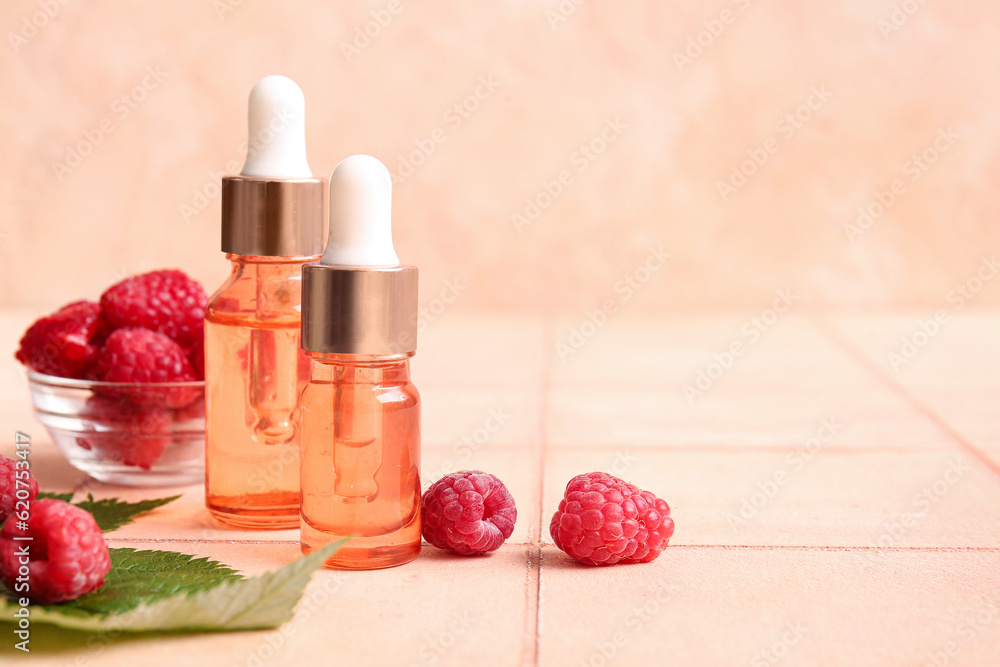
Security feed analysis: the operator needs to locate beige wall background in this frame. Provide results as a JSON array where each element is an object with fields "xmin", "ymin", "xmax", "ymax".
[{"xmin": 1, "ymin": 0, "xmax": 998, "ymax": 316}]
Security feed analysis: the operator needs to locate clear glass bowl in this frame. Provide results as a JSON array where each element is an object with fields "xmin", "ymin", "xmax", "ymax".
[{"xmin": 27, "ymin": 371, "xmax": 205, "ymax": 486}]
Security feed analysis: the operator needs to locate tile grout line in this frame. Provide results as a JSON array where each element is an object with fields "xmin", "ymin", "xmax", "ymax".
[
  {"xmin": 814, "ymin": 315, "xmax": 1000, "ymax": 479},
  {"xmin": 100, "ymin": 538, "xmax": 1000, "ymax": 552},
  {"xmin": 545, "ymin": 444, "xmax": 940, "ymax": 454},
  {"xmin": 667, "ymin": 544, "xmax": 1000, "ymax": 552},
  {"xmin": 523, "ymin": 316, "xmax": 554, "ymax": 667},
  {"xmin": 104, "ymin": 538, "xmax": 301, "ymax": 545}
]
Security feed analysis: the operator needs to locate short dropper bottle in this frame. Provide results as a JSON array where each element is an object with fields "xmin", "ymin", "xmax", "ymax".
[
  {"xmin": 204, "ymin": 75, "xmax": 326, "ymax": 529},
  {"xmin": 299, "ymin": 155, "xmax": 421, "ymax": 569}
]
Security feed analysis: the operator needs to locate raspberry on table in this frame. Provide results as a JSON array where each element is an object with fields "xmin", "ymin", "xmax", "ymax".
[
  {"xmin": 78, "ymin": 395, "xmax": 171, "ymax": 470},
  {"xmin": 0, "ymin": 498, "xmax": 111, "ymax": 604},
  {"xmin": 422, "ymin": 470, "xmax": 517, "ymax": 555},
  {"xmin": 100, "ymin": 269, "xmax": 207, "ymax": 349},
  {"xmin": 0, "ymin": 456, "xmax": 39, "ymax": 525},
  {"xmin": 549, "ymin": 472, "xmax": 674, "ymax": 566},
  {"xmin": 90, "ymin": 328, "xmax": 199, "ymax": 408},
  {"xmin": 14, "ymin": 301, "xmax": 104, "ymax": 378}
]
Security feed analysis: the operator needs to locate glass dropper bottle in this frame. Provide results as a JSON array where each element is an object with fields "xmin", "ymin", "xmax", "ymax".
[
  {"xmin": 299, "ymin": 155, "xmax": 421, "ymax": 569},
  {"xmin": 204, "ymin": 75, "xmax": 325, "ymax": 528}
]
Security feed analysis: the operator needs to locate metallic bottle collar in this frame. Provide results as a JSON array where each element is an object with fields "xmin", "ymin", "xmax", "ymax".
[
  {"xmin": 221, "ymin": 175, "xmax": 326, "ymax": 256},
  {"xmin": 301, "ymin": 264, "xmax": 418, "ymax": 356}
]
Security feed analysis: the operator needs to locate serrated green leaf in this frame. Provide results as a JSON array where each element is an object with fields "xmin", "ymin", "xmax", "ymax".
[
  {"xmin": 73, "ymin": 494, "xmax": 181, "ymax": 532},
  {"xmin": 36, "ymin": 491, "xmax": 74, "ymax": 502},
  {"xmin": 0, "ymin": 548, "xmax": 242, "ymax": 619},
  {"xmin": 31, "ymin": 492, "xmax": 180, "ymax": 531},
  {"xmin": 0, "ymin": 540, "xmax": 345, "ymax": 632},
  {"xmin": 43, "ymin": 548, "xmax": 244, "ymax": 618}
]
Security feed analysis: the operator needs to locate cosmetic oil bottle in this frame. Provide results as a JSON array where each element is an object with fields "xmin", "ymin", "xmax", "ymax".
[
  {"xmin": 299, "ymin": 155, "xmax": 421, "ymax": 569},
  {"xmin": 204, "ymin": 75, "xmax": 326, "ymax": 528}
]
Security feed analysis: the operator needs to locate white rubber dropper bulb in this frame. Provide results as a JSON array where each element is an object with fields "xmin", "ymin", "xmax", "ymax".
[
  {"xmin": 240, "ymin": 75, "xmax": 312, "ymax": 179},
  {"xmin": 321, "ymin": 155, "xmax": 400, "ymax": 267}
]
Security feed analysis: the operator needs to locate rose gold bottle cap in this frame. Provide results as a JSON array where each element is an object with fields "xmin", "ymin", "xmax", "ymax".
[
  {"xmin": 222, "ymin": 177, "xmax": 325, "ymax": 256},
  {"xmin": 301, "ymin": 155, "xmax": 418, "ymax": 356},
  {"xmin": 220, "ymin": 75, "xmax": 325, "ymax": 257},
  {"xmin": 302, "ymin": 265, "xmax": 417, "ymax": 355}
]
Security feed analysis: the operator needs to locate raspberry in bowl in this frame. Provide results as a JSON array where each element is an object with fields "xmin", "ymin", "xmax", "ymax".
[
  {"xmin": 17, "ymin": 270, "xmax": 207, "ymax": 486},
  {"xmin": 26, "ymin": 372, "xmax": 205, "ymax": 486}
]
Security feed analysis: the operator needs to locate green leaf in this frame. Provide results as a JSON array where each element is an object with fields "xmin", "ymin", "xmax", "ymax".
[
  {"xmin": 73, "ymin": 494, "xmax": 181, "ymax": 532},
  {"xmin": 42, "ymin": 549, "xmax": 244, "ymax": 618},
  {"xmin": 31, "ymin": 492, "xmax": 180, "ymax": 531},
  {"xmin": 0, "ymin": 548, "xmax": 242, "ymax": 619},
  {"xmin": 0, "ymin": 540, "xmax": 345, "ymax": 632},
  {"xmin": 36, "ymin": 491, "xmax": 74, "ymax": 502}
]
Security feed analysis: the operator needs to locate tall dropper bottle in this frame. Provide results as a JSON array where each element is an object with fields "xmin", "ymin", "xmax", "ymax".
[
  {"xmin": 204, "ymin": 75, "xmax": 326, "ymax": 529},
  {"xmin": 299, "ymin": 155, "xmax": 421, "ymax": 569}
]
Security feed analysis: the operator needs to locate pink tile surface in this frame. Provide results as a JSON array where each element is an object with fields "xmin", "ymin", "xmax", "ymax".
[
  {"xmin": 546, "ymin": 388, "xmax": 950, "ymax": 449},
  {"xmin": 422, "ymin": 388, "xmax": 541, "ymax": 448},
  {"xmin": 5, "ymin": 0, "xmax": 1000, "ymax": 658},
  {"xmin": 2, "ymin": 312, "xmax": 999, "ymax": 665},
  {"xmin": 413, "ymin": 316, "xmax": 547, "ymax": 392},
  {"xmin": 826, "ymin": 312, "xmax": 1000, "ymax": 466},
  {"xmin": 539, "ymin": 548, "xmax": 1000, "ymax": 667},
  {"xmin": 543, "ymin": 449, "xmax": 1000, "ymax": 548},
  {"xmin": 2, "ymin": 542, "xmax": 531, "ymax": 667}
]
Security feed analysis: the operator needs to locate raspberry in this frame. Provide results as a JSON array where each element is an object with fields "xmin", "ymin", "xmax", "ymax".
[
  {"xmin": 78, "ymin": 395, "xmax": 171, "ymax": 470},
  {"xmin": 100, "ymin": 269, "xmax": 207, "ymax": 349},
  {"xmin": 549, "ymin": 472, "xmax": 674, "ymax": 566},
  {"xmin": 173, "ymin": 396, "xmax": 206, "ymax": 423},
  {"xmin": 187, "ymin": 328, "xmax": 205, "ymax": 380},
  {"xmin": 91, "ymin": 328, "xmax": 199, "ymax": 408},
  {"xmin": 0, "ymin": 456, "xmax": 39, "ymax": 525},
  {"xmin": 0, "ymin": 499, "xmax": 111, "ymax": 604},
  {"xmin": 421, "ymin": 471, "xmax": 517, "ymax": 555},
  {"xmin": 15, "ymin": 301, "xmax": 104, "ymax": 378}
]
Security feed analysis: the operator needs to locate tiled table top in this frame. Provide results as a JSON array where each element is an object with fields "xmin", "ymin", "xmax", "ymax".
[{"xmin": 1, "ymin": 309, "xmax": 998, "ymax": 666}]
